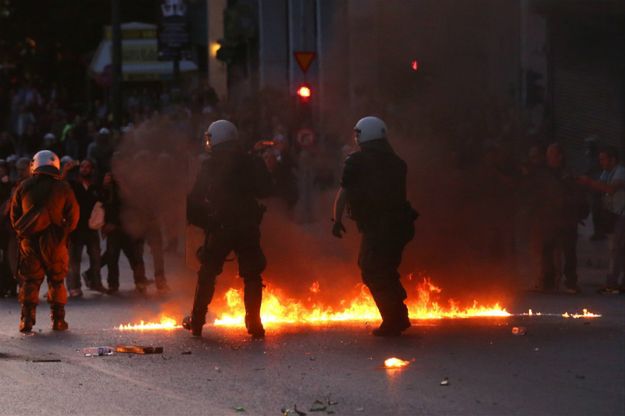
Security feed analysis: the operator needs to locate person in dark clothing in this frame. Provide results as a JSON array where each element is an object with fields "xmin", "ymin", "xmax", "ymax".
[
  {"xmin": 9, "ymin": 150, "xmax": 79, "ymax": 332},
  {"xmin": 100, "ymin": 172, "xmax": 150, "ymax": 294},
  {"xmin": 530, "ymin": 143, "xmax": 588, "ymax": 294},
  {"xmin": 67, "ymin": 159, "xmax": 106, "ymax": 296},
  {"xmin": 183, "ymin": 120, "xmax": 272, "ymax": 338},
  {"xmin": 0, "ymin": 161, "xmax": 16, "ymax": 297},
  {"xmin": 87, "ymin": 128, "xmax": 114, "ymax": 183},
  {"xmin": 332, "ymin": 116, "xmax": 418, "ymax": 337},
  {"xmin": 582, "ymin": 136, "xmax": 606, "ymax": 240}
]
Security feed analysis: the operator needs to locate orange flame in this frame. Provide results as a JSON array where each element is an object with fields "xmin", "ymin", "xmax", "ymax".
[
  {"xmin": 562, "ymin": 309, "xmax": 602, "ymax": 319},
  {"xmin": 384, "ymin": 357, "xmax": 410, "ymax": 369},
  {"xmin": 117, "ymin": 315, "xmax": 182, "ymax": 331},
  {"xmin": 113, "ymin": 278, "xmax": 602, "ymax": 331},
  {"xmin": 214, "ymin": 277, "xmax": 510, "ymax": 327},
  {"xmin": 309, "ymin": 281, "xmax": 320, "ymax": 294}
]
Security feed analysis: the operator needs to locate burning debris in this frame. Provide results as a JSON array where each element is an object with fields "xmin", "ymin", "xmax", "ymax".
[
  {"xmin": 117, "ymin": 316, "xmax": 182, "ymax": 331},
  {"xmin": 384, "ymin": 357, "xmax": 411, "ymax": 369},
  {"xmin": 562, "ymin": 309, "xmax": 602, "ymax": 319}
]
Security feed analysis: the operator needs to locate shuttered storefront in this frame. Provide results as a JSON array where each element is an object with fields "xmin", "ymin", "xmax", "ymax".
[{"xmin": 550, "ymin": 16, "xmax": 625, "ymax": 171}]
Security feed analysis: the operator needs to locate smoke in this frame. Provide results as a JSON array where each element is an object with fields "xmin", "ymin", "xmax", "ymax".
[
  {"xmin": 308, "ymin": 0, "xmax": 529, "ymax": 303},
  {"xmin": 114, "ymin": 1, "xmax": 530, "ymax": 320}
]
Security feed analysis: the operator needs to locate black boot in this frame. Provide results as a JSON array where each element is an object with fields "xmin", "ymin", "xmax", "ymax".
[
  {"xmin": 372, "ymin": 302, "xmax": 411, "ymax": 337},
  {"xmin": 183, "ymin": 273, "xmax": 216, "ymax": 337},
  {"xmin": 50, "ymin": 304, "xmax": 68, "ymax": 331},
  {"xmin": 19, "ymin": 304, "xmax": 36, "ymax": 333},
  {"xmin": 182, "ymin": 314, "xmax": 203, "ymax": 337},
  {"xmin": 244, "ymin": 281, "xmax": 265, "ymax": 339}
]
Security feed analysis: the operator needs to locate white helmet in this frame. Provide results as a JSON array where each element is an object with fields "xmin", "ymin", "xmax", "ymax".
[
  {"xmin": 31, "ymin": 150, "xmax": 61, "ymax": 175},
  {"xmin": 354, "ymin": 116, "xmax": 387, "ymax": 144},
  {"xmin": 60, "ymin": 155, "xmax": 74, "ymax": 165},
  {"xmin": 205, "ymin": 120, "xmax": 238, "ymax": 148}
]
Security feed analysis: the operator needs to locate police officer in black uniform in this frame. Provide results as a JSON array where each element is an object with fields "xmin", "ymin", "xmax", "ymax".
[
  {"xmin": 183, "ymin": 120, "xmax": 272, "ymax": 338},
  {"xmin": 332, "ymin": 116, "xmax": 418, "ymax": 337}
]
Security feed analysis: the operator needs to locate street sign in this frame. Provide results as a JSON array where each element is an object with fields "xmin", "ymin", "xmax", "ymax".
[
  {"xmin": 158, "ymin": 0, "xmax": 190, "ymax": 61},
  {"xmin": 294, "ymin": 51, "xmax": 316, "ymax": 73}
]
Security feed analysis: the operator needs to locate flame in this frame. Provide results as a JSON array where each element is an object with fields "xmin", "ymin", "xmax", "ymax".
[
  {"xmin": 214, "ymin": 277, "xmax": 510, "ymax": 327},
  {"xmin": 562, "ymin": 309, "xmax": 602, "ymax": 319},
  {"xmin": 384, "ymin": 357, "xmax": 410, "ymax": 369},
  {"xmin": 117, "ymin": 315, "xmax": 182, "ymax": 331},
  {"xmin": 309, "ymin": 281, "xmax": 320, "ymax": 294},
  {"xmin": 113, "ymin": 278, "xmax": 602, "ymax": 331}
]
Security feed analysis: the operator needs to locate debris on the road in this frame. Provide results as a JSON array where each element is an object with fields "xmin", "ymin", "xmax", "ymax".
[
  {"xmin": 384, "ymin": 357, "xmax": 410, "ymax": 369},
  {"xmin": 214, "ymin": 366, "xmax": 222, "ymax": 373},
  {"xmin": 355, "ymin": 407, "xmax": 365, "ymax": 412},
  {"xmin": 440, "ymin": 377, "xmax": 450, "ymax": 386},
  {"xmin": 115, "ymin": 345, "xmax": 163, "ymax": 354},
  {"xmin": 309, "ymin": 400, "xmax": 326, "ymax": 412},
  {"xmin": 82, "ymin": 346, "xmax": 114, "ymax": 357},
  {"xmin": 181, "ymin": 351, "xmax": 192, "ymax": 355},
  {"xmin": 309, "ymin": 398, "xmax": 339, "ymax": 413},
  {"xmin": 30, "ymin": 359, "xmax": 61, "ymax": 363},
  {"xmin": 234, "ymin": 406, "xmax": 245, "ymax": 412},
  {"xmin": 512, "ymin": 326, "xmax": 527, "ymax": 335},
  {"xmin": 281, "ymin": 405, "xmax": 307, "ymax": 416}
]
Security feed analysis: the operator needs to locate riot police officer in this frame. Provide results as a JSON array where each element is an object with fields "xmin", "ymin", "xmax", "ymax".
[
  {"xmin": 332, "ymin": 116, "xmax": 418, "ymax": 337},
  {"xmin": 183, "ymin": 120, "xmax": 272, "ymax": 338},
  {"xmin": 10, "ymin": 150, "xmax": 79, "ymax": 332}
]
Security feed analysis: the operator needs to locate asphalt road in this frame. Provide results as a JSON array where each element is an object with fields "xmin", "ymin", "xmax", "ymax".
[{"xmin": 0, "ymin": 250, "xmax": 624, "ymax": 416}]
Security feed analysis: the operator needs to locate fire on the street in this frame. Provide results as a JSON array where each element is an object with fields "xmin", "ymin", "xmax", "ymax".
[
  {"xmin": 118, "ymin": 316, "xmax": 182, "ymax": 331},
  {"xmin": 384, "ymin": 357, "xmax": 411, "ymax": 369},
  {"xmin": 114, "ymin": 277, "xmax": 602, "ymax": 331},
  {"xmin": 214, "ymin": 277, "xmax": 511, "ymax": 327},
  {"xmin": 562, "ymin": 309, "xmax": 602, "ymax": 319}
]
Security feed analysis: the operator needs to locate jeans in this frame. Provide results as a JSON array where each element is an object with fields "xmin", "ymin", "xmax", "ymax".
[
  {"xmin": 105, "ymin": 228, "xmax": 147, "ymax": 290},
  {"xmin": 68, "ymin": 230, "xmax": 101, "ymax": 291}
]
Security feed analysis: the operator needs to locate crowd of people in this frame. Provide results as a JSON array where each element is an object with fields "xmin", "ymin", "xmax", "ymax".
[
  {"xmin": 0, "ymin": 75, "xmax": 623, "ymax": 335},
  {"xmin": 0, "ymin": 77, "xmax": 335, "ymax": 303}
]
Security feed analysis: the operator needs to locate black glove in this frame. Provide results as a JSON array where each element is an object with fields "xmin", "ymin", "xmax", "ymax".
[{"xmin": 332, "ymin": 220, "xmax": 346, "ymax": 238}]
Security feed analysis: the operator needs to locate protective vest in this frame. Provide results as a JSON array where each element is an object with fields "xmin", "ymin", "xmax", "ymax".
[{"xmin": 341, "ymin": 140, "xmax": 415, "ymax": 230}]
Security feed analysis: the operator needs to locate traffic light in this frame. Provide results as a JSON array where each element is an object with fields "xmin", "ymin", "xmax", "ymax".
[
  {"xmin": 296, "ymin": 84, "xmax": 312, "ymax": 103},
  {"xmin": 295, "ymin": 83, "xmax": 313, "ymax": 126}
]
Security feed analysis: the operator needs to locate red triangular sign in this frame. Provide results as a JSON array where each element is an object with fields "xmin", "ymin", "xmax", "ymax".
[{"xmin": 294, "ymin": 51, "xmax": 316, "ymax": 73}]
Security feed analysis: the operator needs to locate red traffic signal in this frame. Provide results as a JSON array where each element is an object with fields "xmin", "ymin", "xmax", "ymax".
[{"xmin": 296, "ymin": 84, "xmax": 312, "ymax": 101}]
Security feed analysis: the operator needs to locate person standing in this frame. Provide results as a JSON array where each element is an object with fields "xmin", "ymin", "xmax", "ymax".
[
  {"xmin": 332, "ymin": 116, "xmax": 418, "ymax": 337},
  {"xmin": 577, "ymin": 146, "xmax": 625, "ymax": 293},
  {"xmin": 100, "ymin": 172, "xmax": 151, "ymax": 294},
  {"xmin": 531, "ymin": 143, "xmax": 588, "ymax": 294},
  {"xmin": 67, "ymin": 159, "xmax": 106, "ymax": 297},
  {"xmin": 10, "ymin": 150, "xmax": 79, "ymax": 332},
  {"xmin": 87, "ymin": 128, "xmax": 114, "ymax": 183},
  {"xmin": 183, "ymin": 120, "xmax": 272, "ymax": 338}
]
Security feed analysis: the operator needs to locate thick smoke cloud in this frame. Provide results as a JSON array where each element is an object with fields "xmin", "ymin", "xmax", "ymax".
[{"xmin": 116, "ymin": 1, "xmax": 528, "ymax": 318}]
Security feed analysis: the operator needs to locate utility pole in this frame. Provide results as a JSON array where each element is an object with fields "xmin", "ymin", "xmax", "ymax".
[{"xmin": 111, "ymin": 0, "xmax": 122, "ymax": 130}]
